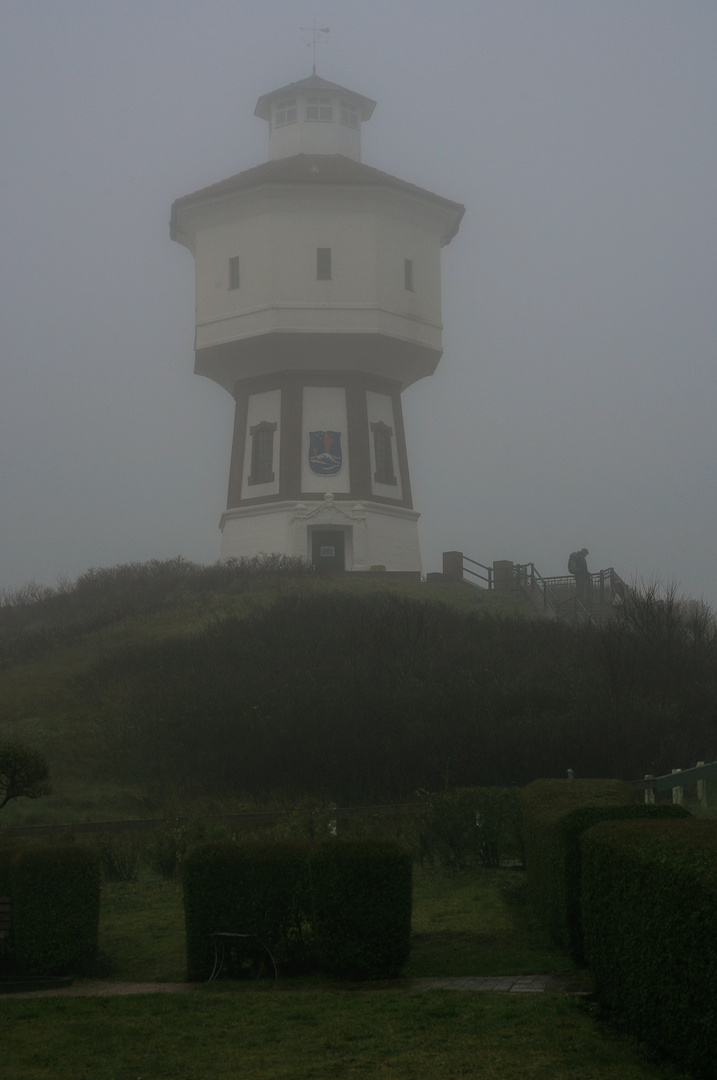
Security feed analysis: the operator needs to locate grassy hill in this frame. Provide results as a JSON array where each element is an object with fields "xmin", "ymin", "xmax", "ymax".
[
  {"xmin": 0, "ymin": 558, "xmax": 534, "ymax": 826},
  {"xmin": 2, "ymin": 556, "xmax": 716, "ymax": 827}
]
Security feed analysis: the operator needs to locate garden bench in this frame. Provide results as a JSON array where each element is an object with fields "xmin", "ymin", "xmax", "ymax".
[
  {"xmin": 207, "ymin": 893, "xmax": 290, "ymax": 983},
  {"xmin": 208, "ymin": 930, "xmax": 279, "ymax": 982}
]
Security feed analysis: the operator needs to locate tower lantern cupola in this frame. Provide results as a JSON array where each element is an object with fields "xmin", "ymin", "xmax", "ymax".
[
  {"xmin": 254, "ymin": 74, "xmax": 376, "ymax": 162},
  {"xmin": 170, "ymin": 71, "xmax": 464, "ymax": 574}
]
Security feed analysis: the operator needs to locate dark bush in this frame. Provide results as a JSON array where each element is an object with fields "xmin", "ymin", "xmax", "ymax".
[
  {"xmin": 419, "ymin": 787, "xmax": 522, "ymax": 869},
  {"xmin": 581, "ymin": 818, "xmax": 717, "ymax": 1079},
  {"xmin": 183, "ymin": 841, "xmax": 242, "ymax": 981},
  {"xmin": 147, "ymin": 824, "xmax": 189, "ymax": 880},
  {"xmin": 309, "ymin": 840, "xmax": 412, "ymax": 980},
  {"xmin": 554, "ymin": 802, "xmax": 690, "ymax": 961},
  {"xmin": 182, "ymin": 840, "xmax": 311, "ymax": 981},
  {"xmin": 520, "ymin": 778, "xmax": 632, "ymax": 946},
  {"xmin": 0, "ymin": 846, "xmax": 17, "ymax": 971},
  {"xmin": 105, "ymin": 593, "xmax": 604, "ymax": 802},
  {"xmin": 11, "ymin": 844, "xmax": 100, "ymax": 976},
  {"xmin": 92, "ymin": 831, "xmax": 144, "ymax": 883}
]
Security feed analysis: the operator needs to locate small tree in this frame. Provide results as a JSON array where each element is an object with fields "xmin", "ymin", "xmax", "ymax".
[{"xmin": 0, "ymin": 743, "xmax": 51, "ymax": 810}]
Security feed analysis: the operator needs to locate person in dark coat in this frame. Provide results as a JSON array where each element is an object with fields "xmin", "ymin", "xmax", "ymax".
[{"xmin": 570, "ymin": 547, "xmax": 590, "ymax": 604}]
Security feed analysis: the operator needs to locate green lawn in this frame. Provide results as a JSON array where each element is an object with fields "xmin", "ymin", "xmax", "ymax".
[
  {"xmin": 0, "ymin": 991, "xmax": 691, "ymax": 1079},
  {"xmin": 1, "ymin": 864, "xmax": 693, "ymax": 1078}
]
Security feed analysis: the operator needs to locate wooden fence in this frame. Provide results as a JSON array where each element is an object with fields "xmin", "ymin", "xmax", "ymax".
[{"xmin": 626, "ymin": 760, "xmax": 716, "ymax": 807}]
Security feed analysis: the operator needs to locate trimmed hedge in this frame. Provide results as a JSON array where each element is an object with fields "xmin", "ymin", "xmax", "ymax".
[
  {"xmin": 581, "ymin": 818, "xmax": 717, "ymax": 1080},
  {"xmin": 554, "ymin": 803, "xmax": 689, "ymax": 961},
  {"xmin": 0, "ymin": 847, "xmax": 15, "ymax": 970},
  {"xmin": 183, "ymin": 840, "xmax": 311, "ymax": 982},
  {"xmin": 183, "ymin": 838, "xmax": 413, "ymax": 982},
  {"xmin": 310, "ymin": 840, "xmax": 412, "ymax": 980},
  {"xmin": 10, "ymin": 844, "xmax": 100, "ymax": 976},
  {"xmin": 520, "ymin": 779, "xmax": 632, "ymax": 948}
]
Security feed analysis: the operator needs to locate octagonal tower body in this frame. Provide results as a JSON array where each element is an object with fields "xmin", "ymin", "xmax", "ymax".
[{"xmin": 171, "ymin": 74, "xmax": 463, "ymax": 572}]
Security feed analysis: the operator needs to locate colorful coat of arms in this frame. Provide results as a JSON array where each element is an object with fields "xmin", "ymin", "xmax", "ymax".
[{"xmin": 309, "ymin": 430, "xmax": 342, "ymax": 475}]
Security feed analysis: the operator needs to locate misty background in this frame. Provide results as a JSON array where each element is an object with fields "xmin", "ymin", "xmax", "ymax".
[{"xmin": 1, "ymin": 1, "xmax": 715, "ymax": 605}]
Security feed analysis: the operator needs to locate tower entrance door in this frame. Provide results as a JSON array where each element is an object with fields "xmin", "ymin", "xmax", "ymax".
[{"xmin": 312, "ymin": 530, "xmax": 345, "ymax": 573}]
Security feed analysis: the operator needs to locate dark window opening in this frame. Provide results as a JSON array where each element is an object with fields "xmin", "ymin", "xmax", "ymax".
[
  {"xmin": 317, "ymin": 247, "xmax": 332, "ymax": 280},
  {"xmin": 248, "ymin": 421, "xmax": 277, "ymax": 485},
  {"xmin": 228, "ymin": 256, "xmax": 240, "ymax": 290},
  {"xmin": 404, "ymin": 258, "xmax": 414, "ymax": 292},
  {"xmin": 371, "ymin": 421, "xmax": 397, "ymax": 485}
]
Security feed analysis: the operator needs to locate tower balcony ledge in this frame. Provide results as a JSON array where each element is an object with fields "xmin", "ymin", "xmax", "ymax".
[{"xmin": 194, "ymin": 329, "xmax": 442, "ymax": 393}]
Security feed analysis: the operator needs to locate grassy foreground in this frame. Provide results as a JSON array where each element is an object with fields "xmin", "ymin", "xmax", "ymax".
[
  {"xmin": 0, "ymin": 991, "xmax": 692, "ymax": 1080},
  {"xmin": 1, "ymin": 866, "xmax": 692, "ymax": 1077}
]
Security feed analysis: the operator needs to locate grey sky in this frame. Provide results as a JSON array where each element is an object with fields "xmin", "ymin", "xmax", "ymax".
[{"xmin": 1, "ymin": 1, "xmax": 716, "ymax": 604}]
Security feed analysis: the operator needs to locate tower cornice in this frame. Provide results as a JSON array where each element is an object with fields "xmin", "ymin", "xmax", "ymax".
[{"xmin": 171, "ymin": 154, "xmax": 465, "ymax": 248}]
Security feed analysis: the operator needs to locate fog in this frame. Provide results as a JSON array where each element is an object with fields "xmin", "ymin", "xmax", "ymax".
[{"xmin": 1, "ymin": 2, "xmax": 715, "ymax": 604}]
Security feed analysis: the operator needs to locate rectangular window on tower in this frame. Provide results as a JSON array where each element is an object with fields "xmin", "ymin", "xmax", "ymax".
[
  {"xmin": 248, "ymin": 421, "xmax": 277, "ymax": 485},
  {"xmin": 275, "ymin": 98, "xmax": 297, "ymax": 127},
  {"xmin": 317, "ymin": 247, "xmax": 332, "ymax": 280},
  {"xmin": 404, "ymin": 258, "xmax": 414, "ymax": 292},
  {"xmin": 340, "ymin": 99, "xmax": 358, "ymax": 128},
  {"xmin": 306, "ymin": 95, "xmax": 333, "ymax": 121},
  {"xmin": 228, "ymin": 256, "xmax": 240, "ymax": 290},
  {"xmin": 371, "ymin": 421, "xmax": 397, "ymax": 486}
]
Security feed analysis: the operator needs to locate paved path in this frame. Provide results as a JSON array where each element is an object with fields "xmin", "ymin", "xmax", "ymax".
[
  {"xmin": 410, "ymin": 974, "xmax": 592, "ymax": 995},
  {"xmin": 0, "ymin": 973, "xmax": 592, "ymax": 998}
]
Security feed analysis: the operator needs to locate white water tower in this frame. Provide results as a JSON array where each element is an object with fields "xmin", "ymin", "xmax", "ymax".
[{"xmin": 171, "ymin": 73, "xmax": 463, "ymax": 572}]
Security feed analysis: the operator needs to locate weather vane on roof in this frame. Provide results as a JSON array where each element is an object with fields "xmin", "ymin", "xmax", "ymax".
[{"xmin": 300, "ymin": 20, "xmax": 330, "ymax": 75}]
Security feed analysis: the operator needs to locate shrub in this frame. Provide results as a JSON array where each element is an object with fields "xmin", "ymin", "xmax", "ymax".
[
  {"xmin": 309, "ymin": 840, "xmax": 412, "ymax": 980},
  {"xmin": 419, "ymin": 787, "xmax": 523, "ymax": 869},
  {"xmin": 149, "ymin": 819, "xmax": 231, "ymax": 880},
  {"xmin": 554, "ymin": 802, "xmax": 690, "ymax": 961},
  {"xmin": 182, "ymin": 840, "xmax": 311, "ymax": 981},
  {"xmin": 581, "ymin": 818, "xmax": 717, "ymax": 1079},
  {"xmin": 520, "ymin": 778, "xmax": 632, "ymax": 946},
  {"xmin": 11, "ymin": 844, "xmax": 100, "ymax": 975},
  {"xmin": 0, "ymin": 846, "xmax": 16, "ymax": 971},
  {"xmin": 92, "ymin": 831, "xmax": 144, "ymax": 883},
  {"xmin": 146, "ymin": 824, "xmax": 188, "ymax": 880}
]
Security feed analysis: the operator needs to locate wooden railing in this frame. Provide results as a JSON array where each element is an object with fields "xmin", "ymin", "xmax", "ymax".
[
  {"xmin": 441, "ymin": 551, "xmax": 494, "ymax": 588},
  {"xmin": 627, "ymin": 760, "xmax": 716, "ymax": 806},
  {"xmin": 439, "ymin": 552, "xmax": 625, "ymax": 627}
]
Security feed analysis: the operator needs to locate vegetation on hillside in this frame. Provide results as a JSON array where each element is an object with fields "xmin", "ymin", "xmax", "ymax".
[
  {"xmin": 0, "ymin": 555, "xmax": 312, "ymax": 666},
  {"xmin": 1, "ymin": 559, "xmax": 715, "ymax": 816}
]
